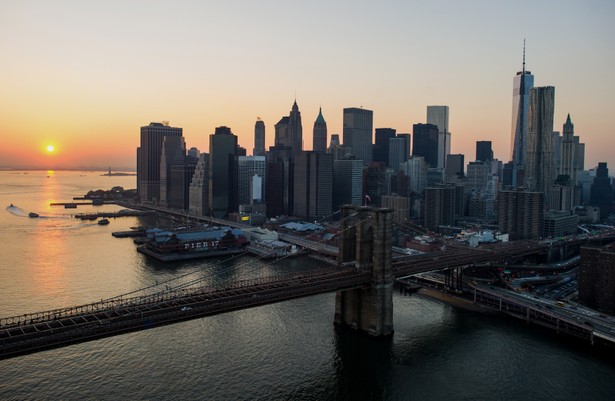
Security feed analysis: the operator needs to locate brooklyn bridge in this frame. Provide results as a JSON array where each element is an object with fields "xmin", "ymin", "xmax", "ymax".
[{"xmin": 0, "ymin": 206, "xmax": 602, "ymax": 360}]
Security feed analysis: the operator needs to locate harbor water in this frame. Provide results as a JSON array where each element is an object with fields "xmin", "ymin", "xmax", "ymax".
[{"xmin": 0, "ymin": 170, "xmax": 614, "ymax": 401}]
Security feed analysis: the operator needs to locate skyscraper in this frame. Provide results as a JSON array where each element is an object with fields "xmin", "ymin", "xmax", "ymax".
[
  {"xmin": 476, "ymin": 141, "xmax": 493, "ymax": 162},
  {"xmin": 237, "ymin": 156, "xmax": 266, "ymax": 207},
  {"xmin": 426, "ymin": 105, "xmax": 450, "ymax": 169},
  {"xmin": 188, "ymin": 153, "xmax": 210, "ymax": 216},
  {"xmin": 333, "ymin": 159, "xmax": 363, "ymax": 210},
  {"xmin": 293, "ymin": 151, "xmax": 333, "ymax": 221},
  {"xmin": 209, "ymin": 126, "xmax": 238, "ymax": 218},
  {"xmin": 373, "ymin": 128, "xmax": 396, "ymax": 166},
  {"xmin": 137, "ymin": 122, "xmax": 183, "ymax": 203},
  {"xmin": 388, "ymin": 137, "xmax": 407, "ymax": 173},
  {"xmin": 274, "ymin": 101, "xmax": 303, "ymax": 157},
  {"xmin": 343, "ymin": 107, "xmax": 373, "ymax": 164},
  {"xmin": 312, "ymin": 107, "xmax": 328, "ymax": 153},
  {"xmin": 498, "ymin": 189, "xmax": 544, "ymax": 240},
  {"xmin": 590, "ymin": 162, "xmax": 614, "ymax": 221},
  {"xmin": 159, "ymin": 135, "xmax": 187, "ymax": 209},
  {"xmin": 253, "ymin": 118, "xmax": 266, "ymax": 157},
  {"xmin": 525, "ymin": 86, "xmax": 555, "ymax": 199},
  {"xmin": 412, "ymin": 123, "xmax": 439, "ymax": 168},
  {"xmin": 510, "ymin": 43, "xmax": 535, "ymax": 166},
  {"xmin": 560, "ymin": 114, "xmax": 576, "ymax": 184}
]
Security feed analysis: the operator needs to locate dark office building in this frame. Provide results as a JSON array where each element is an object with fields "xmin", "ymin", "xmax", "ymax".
[
  {"xmin": 137, "ymin": 122, "xmax": 183, "ymax": 202},
  {"xmin": 267, "ymin": 143, "xmax": 295, "ymax": 215},
  {"xmin": 498, "ymin": 189, "xmax": 544, "ymax": 240},
  {"xmin": 578, "ymin": 243, "xmax": 615, "ymax": 314},
  {"xmin": 412, "ymin": 123, "xmax": 439, "ymax": 168},
  {"xmin": 159, "ymin": 135, "xmax": 187, "ymax": 210},
  {"xmin": 364, "ymin": 162, "xmax": 388, "ymax": 207},
  {"xmin": 343, "ymin": 107, "xmax": 373, "ymax": 164},
  {"xmin": 590, "ymin": 162, "xmax": 614, "ymax": 221},
  {"xmin": 266, "ymin": 161, "xmax": 285, "ymax": 218},
  {"xmin": 313, "ymin": 108, "xmax": 328, "ymax": 153},
  {"xmin": 476, "ymin": 141, "xmax": 493, "ymax": 162},
  {"xmin": 373, "ymin": 128, "xmax": 396, "ymax": 166},
  {"xmin": 293, "ymin": 151, "xmax": 333, "ymax": 221},
  {"xmin": 209, "ymin": 126, "xmax": 238, "ymax": 218},
  {"xmin": 423, "ymin": 185, "xmax": 457, "ymax": 231}
]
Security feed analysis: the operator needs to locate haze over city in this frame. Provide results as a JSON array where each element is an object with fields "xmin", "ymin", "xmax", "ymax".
[{"xmin": 1, "ymin": 0, "xmax": 614, "ymax": 170}]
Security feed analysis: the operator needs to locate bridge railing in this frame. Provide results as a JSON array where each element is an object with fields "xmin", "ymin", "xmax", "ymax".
[{"xmin": 0, "ymin": 267, "xmax": 358, "ymax": 328}]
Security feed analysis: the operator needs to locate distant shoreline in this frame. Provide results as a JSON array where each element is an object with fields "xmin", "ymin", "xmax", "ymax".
[{"xmin": 0, "ymin": 168, "xmax": 136, "ymax": 172}]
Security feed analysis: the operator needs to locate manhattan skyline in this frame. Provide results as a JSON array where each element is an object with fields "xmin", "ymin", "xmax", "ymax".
[{"xmin": 1, "ymin": 1, "xmax": 614, "ymax": 170}]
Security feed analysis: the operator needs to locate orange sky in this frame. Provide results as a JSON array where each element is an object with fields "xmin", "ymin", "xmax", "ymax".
[{"xmin": 1, "ymin": 1, "xmax": 614, "ymax": 171}]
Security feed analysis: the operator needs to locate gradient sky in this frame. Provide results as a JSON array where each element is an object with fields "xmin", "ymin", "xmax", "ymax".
[{"xmin": 1, "ymin": 0, "xmax": 614, "ymax": 170}]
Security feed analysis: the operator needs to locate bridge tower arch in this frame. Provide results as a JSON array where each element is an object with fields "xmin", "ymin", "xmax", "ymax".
[{"xmin": 334, "ymin": 205, "xmax": 394, "ymax": 336}]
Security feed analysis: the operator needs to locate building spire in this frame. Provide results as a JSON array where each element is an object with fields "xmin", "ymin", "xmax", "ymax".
[{"xmin": 522, "ymin": 39, "xmax": 526, "ymax": 73}]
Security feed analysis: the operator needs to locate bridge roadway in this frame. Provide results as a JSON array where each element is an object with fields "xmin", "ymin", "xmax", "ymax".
[{"xmin": 0, "ymin": 240, "xmax": 557, "ymax": 360}]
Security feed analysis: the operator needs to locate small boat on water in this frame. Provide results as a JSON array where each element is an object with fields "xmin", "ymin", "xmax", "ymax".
[
  {"xmin": 28, "ymin": 212, "xmax": 39, "ymax": 218},
  {"xmin": 98, "ymin": 218, "xmax": 110, "ymax": 225},
  {"xmin": 64, "ymin": 203, "xmax": 77, "ymax": 209}
]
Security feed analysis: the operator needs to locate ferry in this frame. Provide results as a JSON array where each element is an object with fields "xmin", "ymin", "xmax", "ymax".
[{"xmin": 137, "ymin": 227, "xmax": 248, "ymax": 261}]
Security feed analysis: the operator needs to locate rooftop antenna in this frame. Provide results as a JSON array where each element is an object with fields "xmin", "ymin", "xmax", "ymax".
[{"xmin": 522, "ymin": 39, "xmax": 526, "ymax": 73}]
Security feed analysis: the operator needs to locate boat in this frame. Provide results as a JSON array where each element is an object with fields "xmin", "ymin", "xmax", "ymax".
[
  {"xmin": 98, "ymin": 218, "xmax": 110, "ymax": 225},
  {"xmin": 64, "ymin": 203, "xmax": 77, "ymax": 209},
  {"xmin": 28, "ymin": 212, "xmax": 39, "ymax": 218}
]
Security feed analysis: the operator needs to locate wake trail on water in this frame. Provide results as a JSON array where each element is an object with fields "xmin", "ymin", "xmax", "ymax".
[
  {"xmin": 5, "ymin": 205, "xmax": 27, "ymax": 217},
  {"xmin": 6, "ymin": 205, "xmax": 73, "ymax": 220}
]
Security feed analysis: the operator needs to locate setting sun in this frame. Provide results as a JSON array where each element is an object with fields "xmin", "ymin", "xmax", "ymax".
[{"xmin": 46, "ymin": 145, "xmax": 55, "ymax": 153}]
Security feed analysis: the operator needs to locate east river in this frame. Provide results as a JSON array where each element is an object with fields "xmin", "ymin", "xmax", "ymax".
[{"xmin": 0, "ymin": 170, "xmax": 614, "ymax": 400}]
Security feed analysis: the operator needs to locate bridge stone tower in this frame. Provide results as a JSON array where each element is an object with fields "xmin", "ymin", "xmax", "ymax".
[{"xmin": 334, "ymin": 205, "xmax": 394, "ymax": 336}]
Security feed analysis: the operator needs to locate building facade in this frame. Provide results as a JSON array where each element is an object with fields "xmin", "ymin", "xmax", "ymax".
[
  {"xmin": 525, "ymin": 86, "xmax": 555, "ymax": 199},
  {"xmin": 209, "ymin": 126, "xmax": 238, "ymax": 218},
  {"xmin": 313, "ymin": 107, "xmax": 327, "ymax": 153},
  {"xmin": 412, "ymin": 123, "xmax": 439, "ymax": 168},
  {"xmin": 510, "ymin": 45, "xmax": 534, "ymax": 167},
  {"xmin": 293, "ymin": 151, "xmax": 333, "ymax": 221},
  {"xmin": 343, "ymin": 107, "xmax": 373, "ymax": 164},
  {"xmin": 578, "ymin": 244, "xmax": 615, "ymax": 314},
  {"xmin": 497, "ymin": 189, "xmax": 544, "ymax": 240},
  {"xmin": 253, "ymin": 118, "xmax": 266, "ymax": 156},
  {"xmin": 426, "ymin": 105, "xmax": 450, "ymax": 170},
  {"xmin": 137, "ymin": 122, "xmax": 183, "ymax": 202}
]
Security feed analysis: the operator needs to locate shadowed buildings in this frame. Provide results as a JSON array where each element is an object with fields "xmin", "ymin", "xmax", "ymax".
[
  {"xmin": 275, "ymin": 100, "xmax": 303, "ymax": 157},
  {"xmin": 343, "ymin": 107, "xmax": 373, "ymax": 164},
  {"xmin": 578, "ymin": 243, "xmax": 615, "ymax": 314},
  {"xmin": 293, "ymin": 151, "xmax": 333, "ymax": 221},
  {"xmin": 426, "ymin": 105, "xmax": 450, "ymax": 170},
  {"xmin": 253, "ymin": 118, "xmax": 266, "ymax": 157},
  {"xmin": 137, "ymin": 122, "xmax": 183, "ymax": 202},
  {"xmin": 159, "ymin": 135, "xmax": 188, "ymax": 209},
  {"xmin": 373, "ymin": 128, "xmax": 396, "ymax": 166},
  {"xmin": 476, "ymin": 141, "xmax": 493, "ymax": 163},
  {"xmin": 188, "ymin": 153, "xmax": 209, "ymax": 216},
  {"xmin": 525, "ymin": 86, "xmax": 555, "ymax": 201},
  {"xmin": 510, "ymin": 43, "xmax": 534, "ymax": 167},
  {"xmin": 333, "ymin": 159, "xmax": 363, "ymax": 210},
  {"xmin": 209, "ymin": 126, "xmax": 238, "ymax": 218},
  {"xmin": 590, "ymin": 162, "xmax": 614, "ymax": 220},
  {"xmin": 498, "ymin": 189, "xmax": 544, "ymax": 240},
  {"xmin": 412, "ymin": 123, "xmax": 439, "ymax": 168},
  {"xmin": 313, "ymin": 108, "xmax": 327, "ymax": 153}
]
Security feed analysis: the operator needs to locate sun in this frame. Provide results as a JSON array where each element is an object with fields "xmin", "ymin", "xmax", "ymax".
[{"xmin": 46, "ymin": 145, "xmax": 55, "ymax": 153}]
